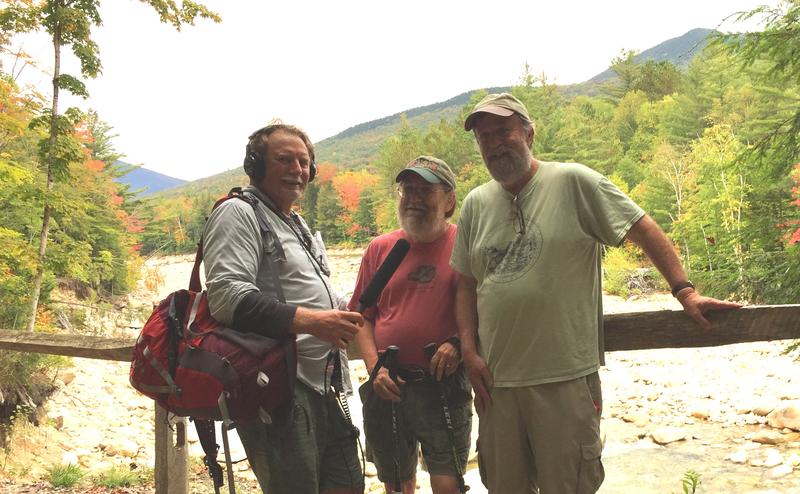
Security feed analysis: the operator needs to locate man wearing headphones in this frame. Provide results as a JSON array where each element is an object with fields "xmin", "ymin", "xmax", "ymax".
[{"xmin": 203, "ymin": 121, "xmax": 365, "ymax": 494}]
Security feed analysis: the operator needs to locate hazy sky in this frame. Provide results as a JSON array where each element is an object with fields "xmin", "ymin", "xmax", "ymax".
[{"xmin": 5, "ymin": 0, "xmax": 775, "ymax": 180}]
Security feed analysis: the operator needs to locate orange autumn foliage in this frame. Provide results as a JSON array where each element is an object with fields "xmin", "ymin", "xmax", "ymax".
[
  {"xmin": 332, "ymin": 170, "xmax": 378, "ymax": 213},
  {"xmin": 86, "ymin": 159, "xmax": 105, "ymax": 172},
  {"xmin": 315, "ymin": 162, "xmax": 337, "ymax": 183}
]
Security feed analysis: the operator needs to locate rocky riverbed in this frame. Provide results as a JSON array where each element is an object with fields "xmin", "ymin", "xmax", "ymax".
[{"xmin": 1, "ymin": 252, "xmax": 798, "ymax": 493}]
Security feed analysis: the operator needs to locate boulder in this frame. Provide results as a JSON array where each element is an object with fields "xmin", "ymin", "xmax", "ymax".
[
  {"xmin": 60, "ymin": 371, "xmax": 77, "ymax": 386},
  {"xmin": 650, "ymin": 426, "xmax": 687, "ymax": 445},
  {"xmin": 767, "ymin": 401, "xmax": 800, "ymax": 431},
  {"xmin": 750, "ymin": 429, "xmax": 787, "ymax": 445},
  {"xmin": 725, "ymin": 450, "xmax": 748, "ymax": 464},
  {"xmin": 105, "ymin": 438, "xmax": 140, "ymax": 458},
  {"xmin": 763, "ymin": 463, "xmax": 793, "ymax": 479}
]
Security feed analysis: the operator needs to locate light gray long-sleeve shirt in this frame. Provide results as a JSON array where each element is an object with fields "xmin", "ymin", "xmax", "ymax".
[{"xmin": 203, "ymin": 185, "xmax": 352, "ymax": 395}]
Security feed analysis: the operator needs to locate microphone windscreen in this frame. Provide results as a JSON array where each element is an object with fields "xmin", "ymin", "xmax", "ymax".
[{"xmin": 356, "ymin": 238, "xmax": 411, "ymax": 312}]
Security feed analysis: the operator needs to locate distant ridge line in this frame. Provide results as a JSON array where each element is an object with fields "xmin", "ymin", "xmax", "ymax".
[{"xmin": 326, "ymin": 86, "xmax": 509, "ymax": 141}]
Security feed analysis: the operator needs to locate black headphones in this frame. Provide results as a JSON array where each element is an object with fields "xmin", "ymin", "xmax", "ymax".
[{"xmin": 243, "ymin": 126, "xmax": 317, "ymax": 182}]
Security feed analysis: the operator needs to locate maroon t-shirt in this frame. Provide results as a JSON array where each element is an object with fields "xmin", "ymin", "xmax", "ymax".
[{"xmin": 348, "ymin": 225, "xmax": 459, "ymax": 368}]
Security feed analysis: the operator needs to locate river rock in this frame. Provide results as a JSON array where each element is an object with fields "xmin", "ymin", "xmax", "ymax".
[
  {"xmin": 622, "ymin": 413, "xmax": 649, "ymax": 427},
  {"xmin": 105, "ymin": 438, "xmax": 140, "ymax": 458},
  {"xmin": 751, "ymin": 449, "xmax": 784, "ymax": 468},
  {"xmin": 47, "ymin": 410, "xmax": 65, "ymax": 430},
  {"xmin": 763, "ymin": 463, "xmax": 794, "ymax": 479},
  {"xmin": 725, "ymin": 450, "xmax": 748, "ymax": 464},
  {"xmin": 750, "ymin": 430, "xmax": 787, "ymax": 445},
  {"xmin": 650, "ymin": 426, "xmax": 686, "ymax": 445},
  {"xmin": 767, "ymin": 401, "xmax": 800, "ymax": 430},
  {"xmin": 753, "ymin": 403, "xmax": 777, "ymax": 416},
  {"xmin": 59, "ymin": 371, "xmax": 77, "ymax": 386},
  {"xmin": 61, "ymin": 452, "xmax": 79, "ymax": 465}
]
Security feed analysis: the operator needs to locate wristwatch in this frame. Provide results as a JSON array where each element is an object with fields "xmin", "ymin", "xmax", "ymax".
[{"xmin": 671, "ymin": 281, "xmax": 695, "ymax": 297}]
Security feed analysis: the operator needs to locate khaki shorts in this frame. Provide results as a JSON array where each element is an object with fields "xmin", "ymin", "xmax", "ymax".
[
  {"xmin": 477, "ymin": 372, "xmax": 604, "ymax": 493},
  {"xmin": 359, "ymin": 368, "xmax": 472, "ymax": 483}
]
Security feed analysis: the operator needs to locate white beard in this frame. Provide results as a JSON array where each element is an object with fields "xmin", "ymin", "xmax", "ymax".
[{"xmin": 486, "ymin": 146, "xmax": 531, "ymax": 184}]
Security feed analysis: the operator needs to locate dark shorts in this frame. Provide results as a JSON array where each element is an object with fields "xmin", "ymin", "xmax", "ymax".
[
  {"xmin": 236, "ymin": 381, "xmax": 363, "ymax": 494},
  {"xmin": 359, "ymin": 368, "xmax": 472, "ymax": 483}
]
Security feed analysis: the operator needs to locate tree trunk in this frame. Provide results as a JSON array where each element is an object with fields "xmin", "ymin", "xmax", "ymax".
[{"xmin": 26, "ymin": 19, "xmax": 62, "ymax": 332}]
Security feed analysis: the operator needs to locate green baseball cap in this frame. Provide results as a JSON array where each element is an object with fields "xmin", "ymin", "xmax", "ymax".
[
  {"xmin": 395, "ymin": 155, "xmax": 456, "ymax": 189},
  {"xmin": 464, "ymin": 92, "xmax": 533, "ymax": 131}
]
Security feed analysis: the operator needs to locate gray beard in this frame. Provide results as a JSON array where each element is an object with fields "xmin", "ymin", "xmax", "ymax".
[
  {"xmin": 487, "ymin": 148, "xmax": 530, "ymax": 184},
  {"xmin": 398, "ymin": 210, "xmax": 445, "ymax": 241}
]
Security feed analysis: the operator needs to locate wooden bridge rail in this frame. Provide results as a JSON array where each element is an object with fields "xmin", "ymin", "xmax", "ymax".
[{"xmin": 0, "ymin": 304, "xmax": 797, "ymax": 493}]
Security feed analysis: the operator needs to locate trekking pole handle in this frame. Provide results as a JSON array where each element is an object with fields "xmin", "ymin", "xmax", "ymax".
[
  {"xmin": 385, "ymin": 345, "xmax": 399, "ymax": 382},
  {"xmin": 423, "ymin": 342, "xmax": 437, "ymax": 360}
]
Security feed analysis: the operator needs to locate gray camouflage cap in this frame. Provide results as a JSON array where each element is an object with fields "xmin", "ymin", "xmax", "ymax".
[{"xmin": 395, "ymin": 155, "xmax": 456, "ymax": 189}]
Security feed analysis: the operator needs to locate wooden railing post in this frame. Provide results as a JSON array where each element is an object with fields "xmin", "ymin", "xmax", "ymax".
[{"xmin": 154, "ymin": 403, "xmax": 188, "ymax": 494}]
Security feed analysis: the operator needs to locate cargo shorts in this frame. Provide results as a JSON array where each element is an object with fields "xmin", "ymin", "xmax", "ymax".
[
  {"xmin": 477, "ymin": 371, "xmax": 605, "ymax": 493},
  {"xmin": 236, "ymin": 381, "xmax": 363, "ymax": 494},
  {"xmin": 359, "ymin": 367, "xmax": 472, "ymax": 483}
]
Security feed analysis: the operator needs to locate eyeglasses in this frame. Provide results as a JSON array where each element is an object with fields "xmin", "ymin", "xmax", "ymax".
[
  {"xmin": 396, "ymin": 183, "xmax": 441, "ymax": 198},
  {"xmin": 511, "ymin": 194, "xmax": 526, "ymax": 236}
]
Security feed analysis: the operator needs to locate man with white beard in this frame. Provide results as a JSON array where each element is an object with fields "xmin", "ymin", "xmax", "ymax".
[
  {"xmin": 349, "ymin": 157, "xmax": 471, "ymax": 494},
  {"xmin": 451, "ymin": 93, "xmax": 741, "ymax": 493}
]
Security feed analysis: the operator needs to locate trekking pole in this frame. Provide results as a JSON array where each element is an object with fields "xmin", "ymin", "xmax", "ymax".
[
  {"xmin": 424, "ymin": 342, "xmax": 469, "ymax": 493},
  {"xmin": 217, "ymin": 392, "xmax": 237, "ymax": 494},
  {"xmin": 384, "ymin": 345, "xmax": 402, "ymax": 494}
]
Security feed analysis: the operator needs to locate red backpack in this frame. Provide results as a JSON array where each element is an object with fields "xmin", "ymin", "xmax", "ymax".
[
  {"xmin": 129, "ymin": 188, "xmax": 295, "ymax": 491},
  {"xmin": 130, "ymin": 287, "xmax": 295, "ymax": 421}
]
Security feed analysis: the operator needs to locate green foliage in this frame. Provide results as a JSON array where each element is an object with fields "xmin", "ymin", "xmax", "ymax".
[
  {"xmin": 48, "ymin": 463, "xmax": 84, "ymax": 488},
  {"xmin": 57, "ymin": 74, "xmax": 89, "ymax": 98},
  {"xmin": 680, "ymin": 469, "xmax": 701, "ymax": 494},
  {"xmin": 602, "ymin": 246, "xmax": 664, "ymax": 297},
  {"xmin": 352, "ymin": 187, "xmax": 378, "ymax": 242},
  {"xmin": 139, "ymin": 0, "xmax": 221, "ymax": 29},
  {"xmin": 713, "ymin": 0, "xmax": 800, "ymax": 165},
  {"xmin": 603, "ymin": 247, "xmax": 638, "ymax": 297},
  {"xmin": 315, "ymin": 182, "xmax": 346, "ymax": 244},
  {"xmin": 92, "ymin": 464, "xmax": 142, "ymax": 488}
]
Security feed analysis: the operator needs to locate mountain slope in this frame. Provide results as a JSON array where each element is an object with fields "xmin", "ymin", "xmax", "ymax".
[
  {"xmin": 161, "ymin": 28, "xmax": 716, "ymax": 196},
  {"xmin": 315, "ymin": 86, "xmax": 508, "ymax": 167},
  {"xmin": 115, "ymin": 162, "xmax": 187, "ymax": 197},
  {"xmin": 587, "ymin": 27, "xmax": 713, "ymax": 84}
]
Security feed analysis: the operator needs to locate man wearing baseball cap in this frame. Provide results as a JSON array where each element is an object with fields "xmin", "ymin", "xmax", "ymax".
[
  {"xmin": 349, "ymin": 156, "xmax": 471, "ymax": 494},
  {"xmin": 451, "ymin": 93, "xmax": 741, "ymax": 492}
]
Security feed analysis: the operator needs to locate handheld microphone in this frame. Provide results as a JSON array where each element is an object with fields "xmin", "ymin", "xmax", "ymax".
[{"xmin": 356, "ymin": 238, "xmax": 411, "ymax": 313}]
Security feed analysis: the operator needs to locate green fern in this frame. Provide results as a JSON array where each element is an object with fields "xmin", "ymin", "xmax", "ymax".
[{"xmin": 681, "ymin": 470, "xmax": 701, "ymax": 494}]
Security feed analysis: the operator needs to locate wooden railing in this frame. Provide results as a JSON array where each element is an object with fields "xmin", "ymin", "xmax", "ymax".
[{"xmin": 0, "ymin": 304, "xmax": 798, "ymax": 493}]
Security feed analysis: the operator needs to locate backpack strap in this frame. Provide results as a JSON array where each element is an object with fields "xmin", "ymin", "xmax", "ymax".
[
  {"xmin": 189, "ymin": 187, "xmax": 249, "ymax": 292},
  {"xmin": 241, "ymin": 188, "xmax": 298, "ymax": 419},
  {"xmin": 243, "ymin": 191, "xmax": 287, "ymax": 305}
]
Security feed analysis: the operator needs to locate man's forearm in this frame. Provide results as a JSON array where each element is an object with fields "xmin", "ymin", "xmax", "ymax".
[
  {"xmin": 455, "ymin": 274, "xmax": 480, "ymax": 356},
  {"xmin": 231, "ymin": 291, "xmax": 296, "ymax": 338},
  {"xmin": 625, "ymin": 214, "xmax": 689, "ymax": 289},
  {"xmin": 355, "ymin": 319, "xmax": 379, "ymax": 373}
]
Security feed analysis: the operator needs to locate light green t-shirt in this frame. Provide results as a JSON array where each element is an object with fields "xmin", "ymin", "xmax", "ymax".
[{"xmin": 451, "ymin": 161, "xmax": 645, "ymax": 387}]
